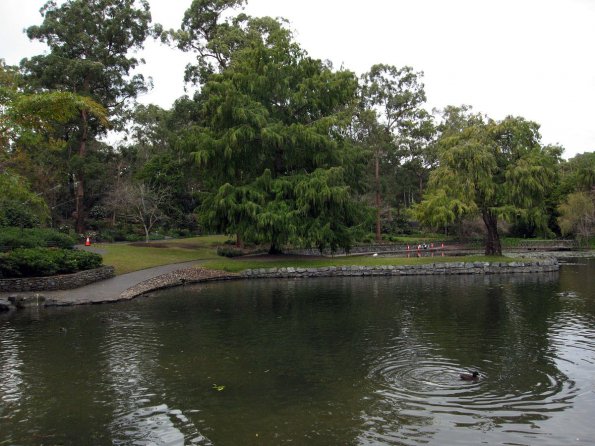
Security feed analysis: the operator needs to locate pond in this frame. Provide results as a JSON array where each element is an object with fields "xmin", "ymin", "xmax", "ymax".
[{"xmin": 1, "ymin": 258, "xmax": 594, "ymax": 445}]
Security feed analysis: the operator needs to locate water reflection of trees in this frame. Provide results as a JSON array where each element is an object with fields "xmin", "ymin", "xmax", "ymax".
[
  {"xmin": 356, "ymin": 270, "xmax": 579, "ymax": 443},
  {"xmin": 156, "ymin": 271, "xmax": 580, "ymax": 445},
  {"xmin": 150, "ymin": 279, "xmax": 379, "ymax": 445},
  {"xmin": 2, "ymin": 262, "xmax": 593, "ymax": 445},
  {"xmin": 0, "ymin": 307, "xmax": 109, "ymax": 442}
]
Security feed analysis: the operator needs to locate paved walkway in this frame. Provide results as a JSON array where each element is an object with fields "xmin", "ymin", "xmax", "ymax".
[{"xmin": 0, "ymin": 260, "xmax": 206, "ymax": 306}]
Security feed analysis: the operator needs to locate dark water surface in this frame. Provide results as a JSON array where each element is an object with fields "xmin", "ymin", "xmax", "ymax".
[{"xmin": 1, "ymin": 258, "xmax": 594, "ymax": 445}]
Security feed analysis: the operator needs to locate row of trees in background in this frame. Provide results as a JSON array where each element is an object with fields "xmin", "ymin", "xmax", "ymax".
[{"xmin": 1, "ymin": 0, "xmax": 594, "ymax": 255}]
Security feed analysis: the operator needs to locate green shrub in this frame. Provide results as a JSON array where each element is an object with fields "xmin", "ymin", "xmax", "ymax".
[
  {"xmin": 97, "ymin": 228, "xmax": 129, "ymax": 242},
  {"xmin": 170, "ymin": 228, "xmax": 192, "ymax": 238},
  {"xmin": 0, "ymin": 203, "xmax": 41, "ymax": 228},
  {"xmin": 217, "ymin": 246, "xmax": 245, "ymax": 258},
  {"xmin": 124, "ymin": 233, "xmax": 144, "ymax": 242},
  {"xmin": 360, "ymin": 233, "xmax": 375, "ymax": 244},
  {"xmin": 68, "ymin": 249, "xmax": 103, "ymax": 271},
  {"xmin": 149, "ymin": 232, "xmax": 165, "ymax": 241},
  {"xmin": 0, "ymin": 248, "xmax": 102, "ymax": 278},
  {"xmin": 0, "ymin": 227, "xmax": 77, "ymax": 250}
]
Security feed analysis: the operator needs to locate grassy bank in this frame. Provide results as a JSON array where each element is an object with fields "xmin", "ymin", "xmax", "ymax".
[{"xmin": 93, "ymin": 235, "xmax": 536, "ymax": 275}]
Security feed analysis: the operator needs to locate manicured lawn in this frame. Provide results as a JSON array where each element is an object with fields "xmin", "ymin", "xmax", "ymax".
[
  {"xmin": 94, "ymin": 235, "xmax": 232, "ymax": 274},
  {"xmin": 386, "ymin": 234, "xmax": 449, "ymax": 243},
  {"xmin": 202, "ymin": 255, "xmax": 516, "ymax": 273},
  {"xmin": 92, "ymin": 235, "xmax": 521, "ymax": 275}
]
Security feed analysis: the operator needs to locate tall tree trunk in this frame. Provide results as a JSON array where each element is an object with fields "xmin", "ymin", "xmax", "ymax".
[
  {"xmin": 75, "ymin": 108, "xmax": 88, "ymax": 234},
  {"xmin": 482, "ymin": 209, "xmax": 502, "ymax": 256},
  {"xmin": 268, "ymin": 240, "xmax": 282, "ymax": 255},
  {"xmin": 236, "ymin": 233, "xmax": 244, "ymax": 249},
  {"xmin": 375, "ymin": 152, "xmax": 381, "ymax": 243}
]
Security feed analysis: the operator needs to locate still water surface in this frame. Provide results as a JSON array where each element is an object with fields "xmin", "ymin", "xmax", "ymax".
[{"xmin": 1, "ymin": 258, "xmax": 594, "ymax": 445}]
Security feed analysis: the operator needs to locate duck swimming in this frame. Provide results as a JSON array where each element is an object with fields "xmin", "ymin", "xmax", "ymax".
[{"xmin": 460, "ymin": 371, "xmax": 479, "ymax": 381}]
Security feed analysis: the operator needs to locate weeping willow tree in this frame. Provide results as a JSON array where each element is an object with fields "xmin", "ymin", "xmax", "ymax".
[
  {"xmin": 413, "ymin": 107, "xmax": 559, "ymax": 255},
  {"xmin": 175, "ymin": 3, "xmax": 366, "ymax": 253}
]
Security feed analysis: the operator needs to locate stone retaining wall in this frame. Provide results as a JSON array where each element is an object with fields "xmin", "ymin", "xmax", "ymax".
[
  {"xmin": 113, "ymin": 259, "xmax": 558, "ymax": 304},
  {"xmin": 0, "ymin": 259, "xmax": 560, "ymax": 308},
  {"xmin": 238, "ymin": 259, "xmax": 559, "ymax": 280},
  {"xmin": 0, "ymin": 266, "xmax": 115, "ymax": 292}
]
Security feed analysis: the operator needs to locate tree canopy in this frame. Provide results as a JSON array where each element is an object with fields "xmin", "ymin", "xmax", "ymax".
[
  {"xmin": 359, "ymin": 64, "xmax": 433, "ymax": 241},
  {"xmin": 19, "ymin": 0, "xmax": 153, "ymax": 233},
  {"xmin": 1, "ymin": 0, "xmax": 590, "ymax": 249},
  {"xmin": 413, "ymin": 107, "xmax": 559, "ymax": 255},
  {"xmin": 174, "ymin": 5, "xmax": 366, "ymax": 252}
]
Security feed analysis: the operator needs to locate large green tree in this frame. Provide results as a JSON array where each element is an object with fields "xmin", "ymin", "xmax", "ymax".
[
  {"xmin": 1, "ymin": 61, "xmax": 110, "ymax": 228},
  {"xmin": 174, "ymin": 5, "xmax": 366, "ymax": 253},
  {"xmin": 168, "ymin": 0, "xmax": 248, "ymax": 85},
  {"xmin": 20, "ymin": 0, "xmax": 153, "ymax": 233},
  {"xmin": 414, "ymin": 107, "xmax": 559, "ymax": 255},
  {"xmin": 360, "ymin": 64, "xmax": 433, "ymax": 241}
]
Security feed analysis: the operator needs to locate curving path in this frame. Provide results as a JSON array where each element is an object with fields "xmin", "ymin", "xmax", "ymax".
[
  {"xmin": 3, "ymin": 250, "xmax": 588, "ymax": 308},
  {"xmin": 1, "ymin": 261, "xmax": 233, "ymax": 306}
]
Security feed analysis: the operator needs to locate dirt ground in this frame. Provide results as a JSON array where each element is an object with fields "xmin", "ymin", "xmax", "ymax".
[
  {"xmin": 235, "ymin": 253, "xmax": 332, "ymax": 262},
  {"xmin": 128, "ymin": 241, "xmax": 209, "ymax": 249}
]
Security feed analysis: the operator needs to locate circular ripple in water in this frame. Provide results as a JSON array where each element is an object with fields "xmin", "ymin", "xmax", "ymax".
[
  {"xmin": 368, "ymin": 344, "xmax": 576, "ymax": 418},
  {"xmin": 371, "ymin": 353, "xmax": 481, "ymax": 402}
]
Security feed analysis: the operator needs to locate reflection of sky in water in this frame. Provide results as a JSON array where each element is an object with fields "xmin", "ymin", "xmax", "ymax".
[
  {"xmin": 1, "ymin": 260, "xmax": 595, "ymax": 445},
  {"xmin": 102, "ymin": 313, "xmax": 211, "ymax": 445},
  {"xmin": 541, "ymin": 313, "xmax": 595, "ymax": 445},
  {"xmin": 355, "ymin": 268, "xmax": 595, "ymax": 446},
  {"xmin": 0, "ymin": 327, "xmax": 23, "ymax": 409},
  {"xmin": 111, "ymin": 404, "xmax": 211, "ymax": 446}
]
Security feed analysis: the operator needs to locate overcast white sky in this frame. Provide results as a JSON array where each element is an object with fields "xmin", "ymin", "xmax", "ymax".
[{"xmin": 1, "ymin": 0, "xmax": 594, "ymax": 158}]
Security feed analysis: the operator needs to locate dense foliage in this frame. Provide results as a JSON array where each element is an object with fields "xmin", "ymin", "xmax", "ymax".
[
  {"xmin": 181, "ymin": 13, "xmax": 366, "ymax": 253},
  {"xmin": 0, "ymin": 169, "xmax": 49, "ymax": 228},
  {"xmin": 413, "ymin": 108, "xmax": 560, "ymax": 255},
  {"xmin": 0, "ymin": 248, "xmax": 102, "ymax": 278},
  {"xmin": 19, "ymin": 0, "xmax": 153, "ymax": 233},
  {"xmin": 0, "ymin": 227, "xmax": 77, "ymax": 250},
  {"xmin": 0, "ymin": 0, "xmax": 593, "ymax": 255}
]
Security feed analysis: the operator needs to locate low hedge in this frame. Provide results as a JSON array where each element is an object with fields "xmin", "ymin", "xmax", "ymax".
[
  {"xmin": 0, "ymin": 227, "xmax": 77, "ymax": 251},
  {"xmin": 0, "ymin": 248, "xmax": 103, "ymax": 278},
  {"xmin": 217, "ymin": 246, "xmax": 245, "ymax": 258}
]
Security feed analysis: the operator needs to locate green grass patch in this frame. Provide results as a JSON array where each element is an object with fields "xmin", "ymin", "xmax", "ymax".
[
  {"xmin": 501, "ymin": 237, "xmax": 554, "ymax": 247},
  {"xmin": 203, "ymin": 255, "xmax": 515, "ymax": 273},
  {"xmin": 384, "ymin": 235, "xmax": 446, "ymax": 243},
  {"xmin": 93, "ymin": 233, "xmax": 522, "ymax": 276},
  {"xmin": 95, "ymin": 235, "xmax": 232, "ymax": 274},
  {"xmin": 163, "ymin": 235, "xmax": 232, "ymax": 246}
]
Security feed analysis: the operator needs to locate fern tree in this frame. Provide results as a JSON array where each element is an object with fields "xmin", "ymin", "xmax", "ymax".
[
  {"xmin": 174, "ymin": 4, "xmax": 366, "ymax": 253},
  {"xmin": 20, "ymin": 0, "xmax": 153, "ymax": 233}
]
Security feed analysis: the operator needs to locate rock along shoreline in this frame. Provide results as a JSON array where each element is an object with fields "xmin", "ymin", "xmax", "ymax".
[{"xmin": 0, "ymin": 258, "xmax": 560, "ymax": 310}]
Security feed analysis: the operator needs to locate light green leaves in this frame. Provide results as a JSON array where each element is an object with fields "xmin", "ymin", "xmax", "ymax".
[{"xmin": 417, "ymin": 108, "xmax": 560, "ymax": 254}]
